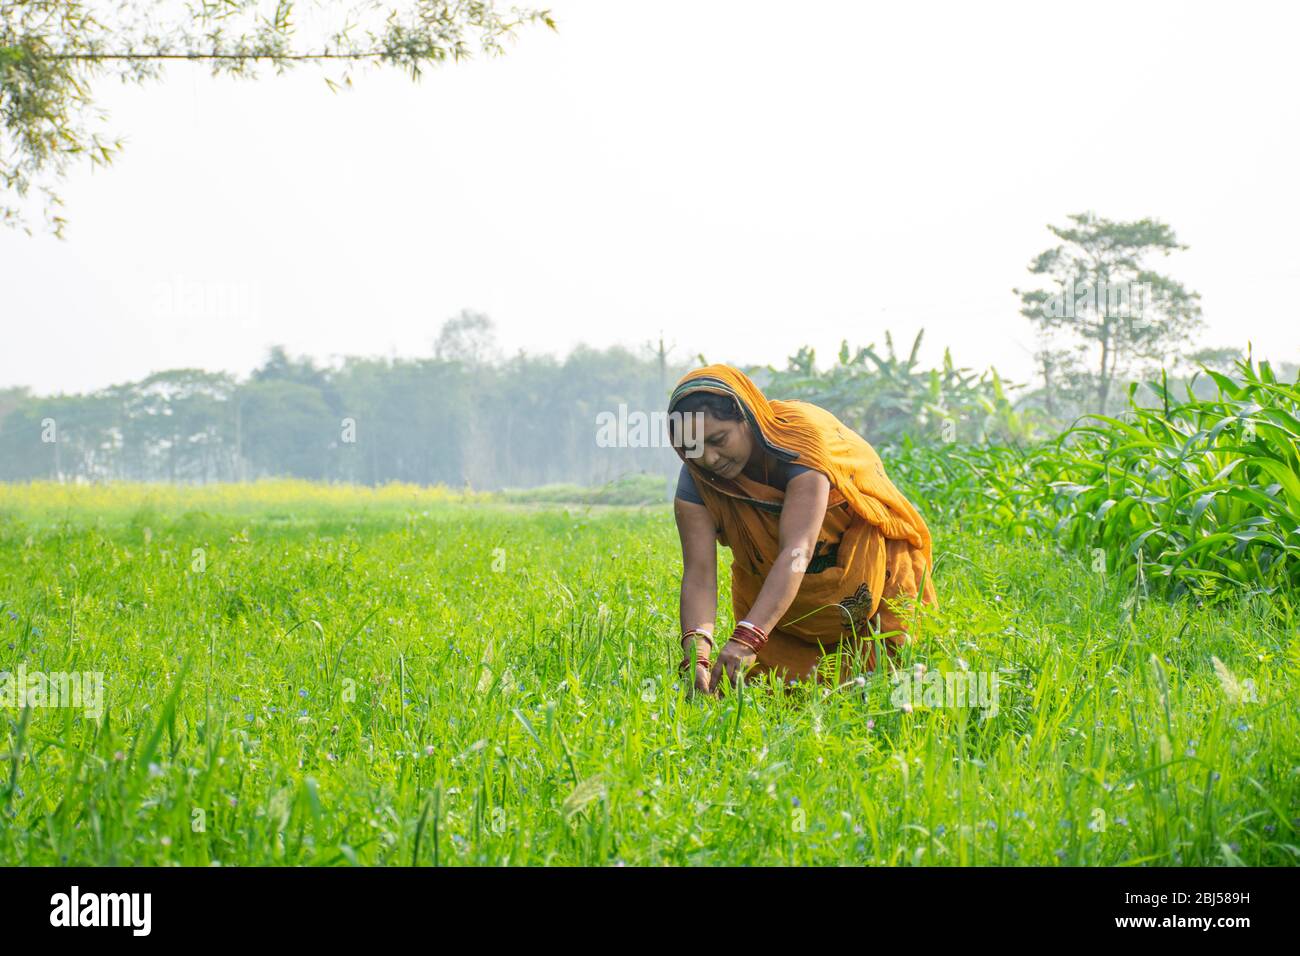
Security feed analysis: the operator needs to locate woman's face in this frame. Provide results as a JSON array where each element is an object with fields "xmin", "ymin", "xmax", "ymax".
[{"xmin": 679, "ymin": 409, "xmax": 755, "ymax": 479}]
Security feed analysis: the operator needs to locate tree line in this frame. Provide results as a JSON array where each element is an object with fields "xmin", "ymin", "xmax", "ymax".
[{"xmin": 3, "ymin": 314, "xmax": 1270, "ymax": 490}]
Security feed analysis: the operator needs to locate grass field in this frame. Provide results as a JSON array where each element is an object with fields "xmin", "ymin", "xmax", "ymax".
[{"xmin": 0, "ymin": 481, "xmax": 1296, "ymax": 866}]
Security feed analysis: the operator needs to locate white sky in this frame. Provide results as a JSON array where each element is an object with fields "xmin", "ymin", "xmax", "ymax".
[{"xmin": 2, "ymin": 0, "xmax": 1297, "ymax": 396}]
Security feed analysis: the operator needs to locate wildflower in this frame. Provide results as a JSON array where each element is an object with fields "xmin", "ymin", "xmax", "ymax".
[
  {"xmin": 866, "ymin": 719, "xmax": 875, "ymax": 730},
  {"xmin": 112, "ymin": 750, "xmax": 125, "ymax": 762},
  {"xmin": 1012, "ymin": 810, "xmax": 1026, "ymax": 820},
  {"xmin": 1055, "ymin": 848, "xmax": 1066, "ymax": 859},
  {"xmin": 147, "ymin": 762, "xmax": 163, "ymax": 778},
  {"xmin": 934, "ymin": 824, "xmax": 946, "ymax": 837},
  {"xmin": 425, "ymin": 745, "xmax": 436, "ymax": 756},
  {"xmin": 160, "ymin": 836, "xmax": 172, "ymax": 847},
  {"xmin": 299, "ymin": 689, "xmax": 308, "ymax": 698},
  {"xmin": 1115, "ymin": 817, "xmax": 1128, "ymax": 827},
  {"xmin": 299, "ymin": 709, "xmax": 308, "ymax": 717},
  {"xmin": 791, "ymin": 796, "xmax": 801, "ymax": 807}
]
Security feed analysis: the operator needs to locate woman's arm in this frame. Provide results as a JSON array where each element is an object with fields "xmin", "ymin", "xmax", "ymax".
[
  {"xmin": 711, "ymin": 470, "xmax": 830, "ymax": 691},
  {"xmin": 674, "ymin": 496, "xmax": 718, "ymax": 693},
  {"xmin": 744, "ymin": 469, "xmax": 830, "ymax": 633},
  {"xmin": 674, "ymin": 496, "xmax": 718, "ymax": 636}
]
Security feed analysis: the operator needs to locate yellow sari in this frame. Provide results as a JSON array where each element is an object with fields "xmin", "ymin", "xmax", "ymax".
[{"xmin": 669, "ymin": 364, "xmax": 939, "ymax": 684}]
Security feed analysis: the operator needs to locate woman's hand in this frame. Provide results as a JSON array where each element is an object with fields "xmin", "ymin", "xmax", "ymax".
[
  {"xmin": 681, "ymin": 632, "xmax": 715, "ymax": 698},
  {"xmin": 688, "ymin": 660, "xmax": 712, "ymax": 697},
  {"xmin": 709, "ymin": 638, "xmax": 758, "ymax": 694}
]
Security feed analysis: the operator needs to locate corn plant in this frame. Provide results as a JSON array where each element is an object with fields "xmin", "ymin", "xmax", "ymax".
[{"xmin": 1051, "ymin": 357, "xmax": 1300, "ymax": 598}]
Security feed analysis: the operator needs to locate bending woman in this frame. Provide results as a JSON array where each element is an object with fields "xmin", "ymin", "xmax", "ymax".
[{"xmin": 669, "ymin": 364, "xmax": 939, "ymax": 695}]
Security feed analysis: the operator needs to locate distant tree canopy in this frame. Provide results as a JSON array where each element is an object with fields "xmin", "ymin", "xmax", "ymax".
[
  {"xmin": 0, "ymin": 319, "xmax": 1038, "ymax": 487},
  {"xmin": 0, "ymin": 0, "xmax": 557, "ymax": 236},
  {"xmin": 1, "ymin": 311, "xmax": 1269, "ymax": 488},
  {"xmin": 0, "ymin": 318, "xmax": 694, "ymax": 488}
]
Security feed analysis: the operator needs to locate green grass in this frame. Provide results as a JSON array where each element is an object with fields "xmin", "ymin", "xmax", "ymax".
[{"xmin": 1, "ymin": 487, "xmax": 1295, "ymax": 866}]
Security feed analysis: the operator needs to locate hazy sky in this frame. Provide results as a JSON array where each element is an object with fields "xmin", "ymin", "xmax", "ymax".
[{"xmin": 2, "ymin": 0, "xmax": 1297, "ymax": 396}]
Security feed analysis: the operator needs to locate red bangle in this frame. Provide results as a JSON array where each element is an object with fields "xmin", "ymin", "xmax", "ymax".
[
  {"xmin": 679, "ymin": 629, "xmax": 715, "ymax": 671},
  {"xmin": 730, "ymin": 621, "xmax": 768, "ymax": 652}
]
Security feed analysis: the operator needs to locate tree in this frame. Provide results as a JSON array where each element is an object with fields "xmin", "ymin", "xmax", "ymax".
[
  {"xmin": 0, "ymin": 0, "xmax": 557, "ymax": 236},
  {"xmin": 433, "ymin": 308, "xmax": 500, "ymax": 365},
  {"xmin": 1014, "ymin": 212, "xmax": 1204, "ymax": 416}
]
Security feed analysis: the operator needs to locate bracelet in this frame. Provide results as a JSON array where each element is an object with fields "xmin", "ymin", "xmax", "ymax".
[
  {"xmin": 679, "ymin": 628, "xmax": 715, "ymax": 671},
  {"xmin": 680, "ymin": 628, "xmax": 715, "ymax": 651},
  {"xmin": 729, "ymin": 621, "xmax": 768, "ymax": 653}
]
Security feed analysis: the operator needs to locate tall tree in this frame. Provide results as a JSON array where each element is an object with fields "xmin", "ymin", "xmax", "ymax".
[
  {"xmin": 1014, "ymin": 212, "xmax": 1203, "ymax": 416},
  {"xmin": 0, "ymin": 0, "xmax": 556, "ymax": 236}
]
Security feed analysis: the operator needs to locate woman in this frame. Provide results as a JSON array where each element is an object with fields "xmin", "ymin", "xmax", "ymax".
[{"xmin": 668, "ymin": 364, "xmax": 938, "ymax": 696}]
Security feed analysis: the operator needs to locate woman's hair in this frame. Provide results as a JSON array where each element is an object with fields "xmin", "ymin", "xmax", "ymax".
[
  {"xmin": 671, "ymin": 391, "xmax": 744, "ymax": 422},
  {"xmin": 668, "ymin": 391, "xmax": 744, "ymax": 445}
]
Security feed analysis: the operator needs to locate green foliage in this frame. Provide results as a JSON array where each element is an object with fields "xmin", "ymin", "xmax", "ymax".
[
  {"xmin": 1053, "ymin": 356, "xmax": 1300, "ymax": 599},
  {"xmin": 756, "ymin": 329, "xmax": 1044, "ymax": 447},
  {"xmin": 891, "ymin": 356, "xmax": 1300, "ymax": 601}
]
